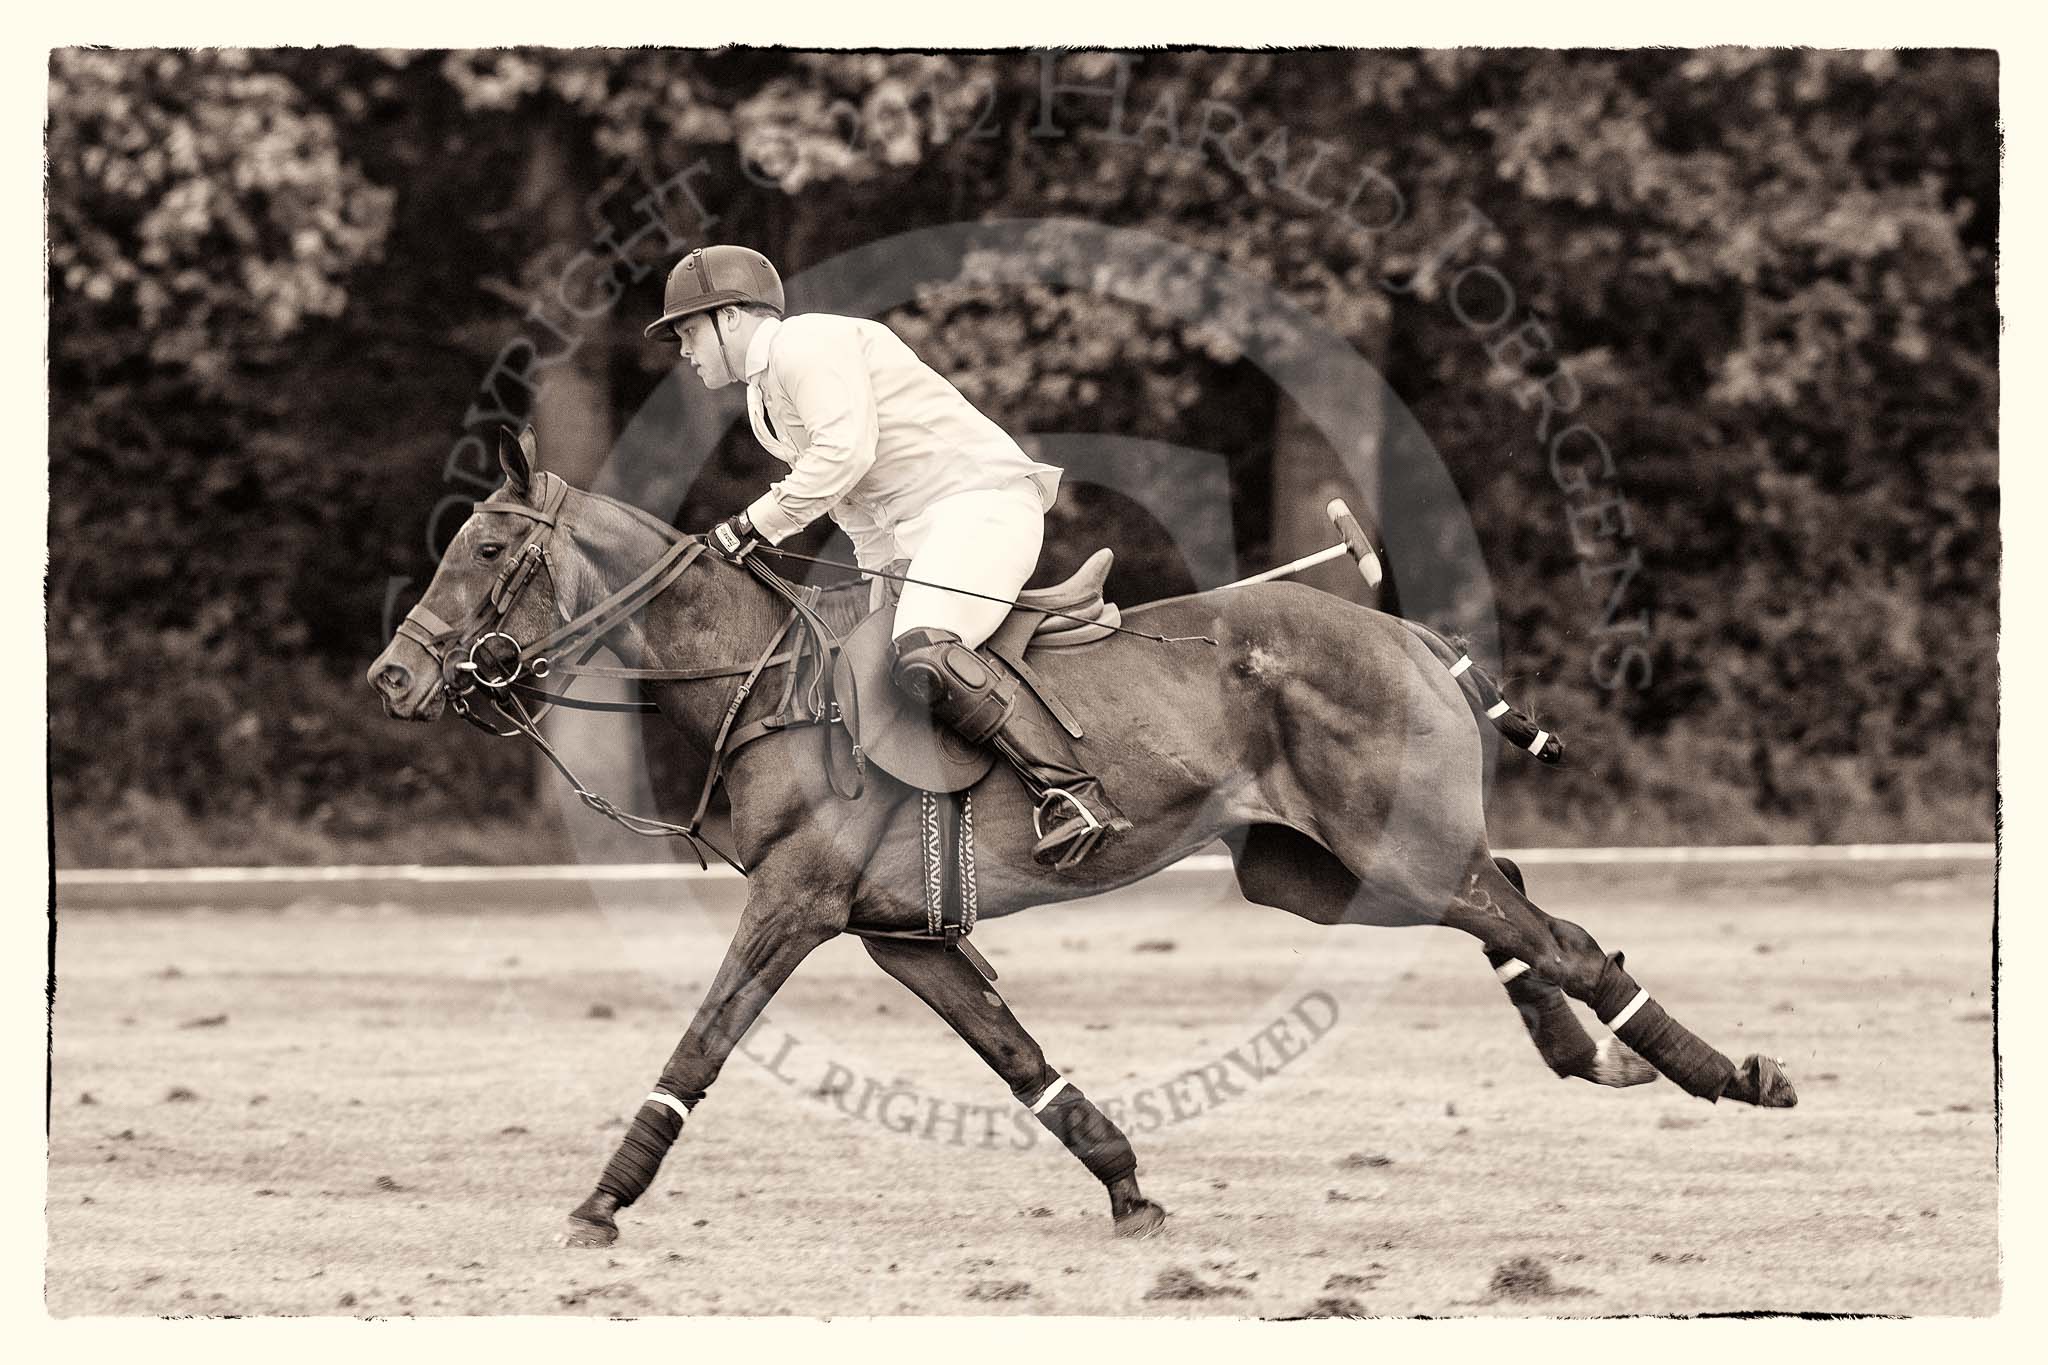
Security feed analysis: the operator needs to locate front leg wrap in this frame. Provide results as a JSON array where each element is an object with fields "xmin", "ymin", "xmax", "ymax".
[
  {"xmin": 1019, "ymin": 1075, "xmax": 1137, "ymax": 1185},
  {"xmin": 1589, "ymin": 953, "xmax": 1737, "ymax": 1100},
  {"xmin": 595, "ymin": 1087, "xmax": 699, "ymax": 1207}
]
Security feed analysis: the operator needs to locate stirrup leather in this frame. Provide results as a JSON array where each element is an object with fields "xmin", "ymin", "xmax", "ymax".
[{"xmin": 893, "ymin": 627, "xmax": 1127, "ymax": 869}]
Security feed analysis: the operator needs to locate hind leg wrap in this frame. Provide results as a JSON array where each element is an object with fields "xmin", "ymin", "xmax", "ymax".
[
  {"xmin": 1019, "ymin": 1075, "xmax": 1137, "ymax": 1185},
  {"xmin": 1588, "ymin": 954, "xmax": 1736, "ymax": 1100},
  {"xmin": 1488, "ymin": 949, "xmax": 1598, "ymax": 1080}
]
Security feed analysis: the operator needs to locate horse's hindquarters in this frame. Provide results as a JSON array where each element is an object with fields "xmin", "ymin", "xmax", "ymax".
[{"xmin": 970, "ymin": 584, "xmax": 1490, "ymax": 917}]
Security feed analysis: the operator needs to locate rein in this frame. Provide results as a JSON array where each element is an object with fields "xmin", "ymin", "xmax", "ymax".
[
  {"xmin": 395, "ymin": 473, "xmax": 862, "ymax": 875},
  {"xmin": 398, "ymin": 476, "xmax": 1216, "ymax": 878}
]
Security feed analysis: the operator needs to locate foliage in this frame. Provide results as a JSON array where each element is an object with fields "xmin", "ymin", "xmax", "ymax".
[
  {"xmin": 49, "ymin": 49, "xmax": 394, "ymax": 397},
  {"xmin": 45, "ymin": 48, "xmax": 1998, "ymax": 862}
]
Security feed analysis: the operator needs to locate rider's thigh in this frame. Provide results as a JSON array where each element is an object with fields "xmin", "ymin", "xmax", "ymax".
[{"xmin": 890, "ymin": 483, "xmax": 1046, "ymax": 649}]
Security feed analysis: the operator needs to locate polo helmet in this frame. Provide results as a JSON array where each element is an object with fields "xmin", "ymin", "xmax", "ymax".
[{"xmin": 644, "ymin": 245, "xmax": 785, "ymax": 340}]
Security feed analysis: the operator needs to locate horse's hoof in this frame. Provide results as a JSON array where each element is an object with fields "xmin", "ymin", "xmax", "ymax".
[
  {"xmin": 1114, "ymin": 1200, "xmax": 1168, "ymax": 1239},
  {"xmin": 558, "ymin": 1215, "xmax": 619, "ymax": 1249},
  {"xmin": 1732, "ymin": 1054, "xmax": 1799, "ymax": 1108},
  {"xmin": 1589, "ymin": 1036, "xmax": 1659, "ymax": 1088}
]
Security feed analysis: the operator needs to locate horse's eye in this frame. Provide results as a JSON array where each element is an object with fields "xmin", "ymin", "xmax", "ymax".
[{"xmin": 478, "ymin": 543, "xmax": 505, "ymax": 562}]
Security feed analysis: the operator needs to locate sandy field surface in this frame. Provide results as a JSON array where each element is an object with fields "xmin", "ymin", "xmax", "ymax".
[{"xmin": 48, "ymin": 858, "xmax": 1996, "ymax": 1317}]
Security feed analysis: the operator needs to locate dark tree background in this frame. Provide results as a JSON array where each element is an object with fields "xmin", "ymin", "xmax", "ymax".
[{"xmin": 46, "ymin": 48, "xmax": 1998, "ymax": 865}]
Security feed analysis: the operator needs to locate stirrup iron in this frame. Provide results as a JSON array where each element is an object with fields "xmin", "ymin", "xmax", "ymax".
[
  {"xmin": 1032, "ymin": 787, "xmax": 1113, "ymax": 869},
  {"xmin": 1033, "ymin": 787, "xmax": 1105, "ymax": 840}
]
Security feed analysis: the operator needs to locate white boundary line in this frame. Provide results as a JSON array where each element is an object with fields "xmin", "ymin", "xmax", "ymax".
[
  {"xmin": 1499, "ymin": 842, "xmax": 1993, "ymax": 865},
  {"xmin": 53, "ymin": 842, "xmax": 1994, "ymax": 889}
]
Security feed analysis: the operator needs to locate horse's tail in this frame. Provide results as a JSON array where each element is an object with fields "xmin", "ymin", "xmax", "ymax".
[{"xmin": 1398, "ymin": 619, "xmax": 1564, "ymax": 766}]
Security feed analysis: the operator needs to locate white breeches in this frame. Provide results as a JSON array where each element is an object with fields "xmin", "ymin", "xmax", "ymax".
[{"xmin": 886, "ymin": 482, "xmax": 1046, "ymax": 650}]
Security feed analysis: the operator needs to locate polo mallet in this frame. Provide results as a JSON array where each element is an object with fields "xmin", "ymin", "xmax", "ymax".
[{"xmin": 1223, "ymin": 498, "xmax": 1384, "ymax": 590}]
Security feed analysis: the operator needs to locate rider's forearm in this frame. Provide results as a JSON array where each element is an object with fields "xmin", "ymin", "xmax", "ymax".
[{"xmin": 745, "ymin": 441, "xmax": 877, "ymax": 542}]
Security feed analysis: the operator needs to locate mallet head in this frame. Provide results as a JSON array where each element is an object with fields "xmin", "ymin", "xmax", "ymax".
[{"xmin": 1325, "ymin": 499, "xmax": 1384, "ymax": 589}]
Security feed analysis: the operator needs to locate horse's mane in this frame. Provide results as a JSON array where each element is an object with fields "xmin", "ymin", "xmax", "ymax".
[{"xmin": 550, "ymin": 477, "xmax": 690, "ymax": 547}]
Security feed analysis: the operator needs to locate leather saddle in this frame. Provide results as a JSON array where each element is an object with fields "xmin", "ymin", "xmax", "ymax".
[{"xmin": 831, "ymin": 549, "xmax": 1119, "ymax": 792}]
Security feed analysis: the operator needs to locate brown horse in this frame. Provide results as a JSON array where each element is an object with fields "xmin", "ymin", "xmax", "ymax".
[{"xmin": 367, "ymin": 431, "xmax": 1794, "ymax": 1249}]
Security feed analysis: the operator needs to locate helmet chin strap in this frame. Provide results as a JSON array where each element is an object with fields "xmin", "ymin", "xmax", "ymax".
[{"xmin": 711, "ymin": 308, "xmax": 742, "ymax": 386}]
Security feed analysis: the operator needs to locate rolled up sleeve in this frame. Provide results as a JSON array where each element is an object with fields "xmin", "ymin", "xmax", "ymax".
[{"xmin": 744, "ymin": 324, "xmax": 879, "ymax": 542}]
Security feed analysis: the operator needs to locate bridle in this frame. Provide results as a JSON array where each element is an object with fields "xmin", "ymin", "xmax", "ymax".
[
  {"xmin": 392, "ymin": 471, "xmax": 861, "ymax": 873},
  {"xmin": 396, "ymin": 473, "xmax": 571, "ymax": 731}
]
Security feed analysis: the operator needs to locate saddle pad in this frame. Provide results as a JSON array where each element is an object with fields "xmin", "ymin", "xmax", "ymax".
[
  {"xmin": 832, "ymin": 612, "xmax": 997, "ymax": 794},
  {"xmin": 1031, "ymin": 602, "xmax": 1121, "ymax": 648}
]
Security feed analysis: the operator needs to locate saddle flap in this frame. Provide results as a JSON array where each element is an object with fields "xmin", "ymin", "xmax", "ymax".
[{"xmin": 832, "ymin": 612, "xmax": 997, "ymax": 794}]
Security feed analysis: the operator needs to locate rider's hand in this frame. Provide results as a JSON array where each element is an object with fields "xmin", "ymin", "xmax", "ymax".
[{"xmin": 709, "ymin": 511, "xmax": 760, "ymax": 562}]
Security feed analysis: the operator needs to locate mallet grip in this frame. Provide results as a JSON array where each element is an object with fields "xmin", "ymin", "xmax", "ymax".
[{"xmin": 1325, "ymin": 499, "xmax": 1385, "ymax": 589}]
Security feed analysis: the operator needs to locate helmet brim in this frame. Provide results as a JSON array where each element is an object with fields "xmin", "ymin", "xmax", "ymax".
[
  {"xmin": 643, "ymin": 312, "xmax": 685, "ymax": 341},
  {"xmin": 643, "ymin": 293, "xmax": 783, "ymax": 341}
]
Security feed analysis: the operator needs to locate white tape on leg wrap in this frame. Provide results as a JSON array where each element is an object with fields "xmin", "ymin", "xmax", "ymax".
[
  {"xmin": 1527, "ymin": 729, "xmax": 1551, "ymax": 755},
  {"xmin": 644, "ymin": 1091, "xmax": 690, "ymax": 1123},
  {"xmin": 1494, "ymin": 958, "xmax": 1530, "ymax": 984},
  {"xmin": 1486, "ymin": 700, "xmax": 1511, "ymax": 719},
  {"xmin": 1448, "ymin": 655, "xmax": 1473, "ymax": 678},
  {"xmin": 1029, "ymin": 1077, "xmax": 1072, "ymax": 1115},
  {"xmin": 1608, "ymin": 989, "xmax": 1651, "ymax": 1032}
]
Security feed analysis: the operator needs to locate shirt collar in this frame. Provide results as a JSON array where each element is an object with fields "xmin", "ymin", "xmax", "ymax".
[{"xmin": 744, "ymin": 316, "xmax": 781, "ymax": 382}]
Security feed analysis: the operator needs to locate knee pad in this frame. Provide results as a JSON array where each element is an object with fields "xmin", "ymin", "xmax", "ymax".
[
  {"xmin": 891, "ymin": 628, "xmax": 1013, "ymax": 741},
  {"xmin": 890, "ymin": 628, "xmax": 963, "ymax": 703}
]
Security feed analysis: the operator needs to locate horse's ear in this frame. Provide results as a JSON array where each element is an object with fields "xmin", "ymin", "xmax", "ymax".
[{"xmin": 498, "ymin": 425, "xmax": 534, "ymax": 497}]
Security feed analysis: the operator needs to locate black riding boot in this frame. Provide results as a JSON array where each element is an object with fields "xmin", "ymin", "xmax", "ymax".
[{"xmin": 892, "ymin": 628, "xmax": 1131, "ymax": 868}]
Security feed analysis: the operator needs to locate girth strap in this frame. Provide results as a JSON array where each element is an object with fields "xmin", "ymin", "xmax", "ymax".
[{"xmin": 843, "ymin": 929, "xmax": 1001, "ymax": 984}]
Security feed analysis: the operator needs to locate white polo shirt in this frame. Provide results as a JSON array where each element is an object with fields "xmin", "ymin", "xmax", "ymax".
[{"xmin": 739, "ymin": 313, "xmax": 1061, "ymax": 564}]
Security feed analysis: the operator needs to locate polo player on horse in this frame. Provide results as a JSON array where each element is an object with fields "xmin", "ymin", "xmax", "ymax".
[
  {"xmin": 369, "ymin": 250, "xmax": 1799, "ymax": 1248},
  {"xmin": 646, "ymin": 244, "xmax": 1131, "ymax": 867}
]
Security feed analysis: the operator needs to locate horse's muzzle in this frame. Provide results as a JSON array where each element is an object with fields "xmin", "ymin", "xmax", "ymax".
[{"xmin": 367, "ymin": 642, "xmax": 446, "ymax": 721}]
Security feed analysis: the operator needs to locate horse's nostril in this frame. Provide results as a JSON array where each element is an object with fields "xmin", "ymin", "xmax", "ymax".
[{"xmin": 379, "ymin": 663, "xmax": 412, "ymax": 694}]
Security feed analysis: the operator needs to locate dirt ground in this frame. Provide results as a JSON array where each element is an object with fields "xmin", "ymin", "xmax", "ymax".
[{"xmin": 48, "ymin": 859, "xmax": 1997, "ymax": 1317}]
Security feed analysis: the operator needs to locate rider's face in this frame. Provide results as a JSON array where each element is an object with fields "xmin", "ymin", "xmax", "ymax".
[{"xmin": 675, "ymin": 311, "xmax": 735, "ymax": 390}]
